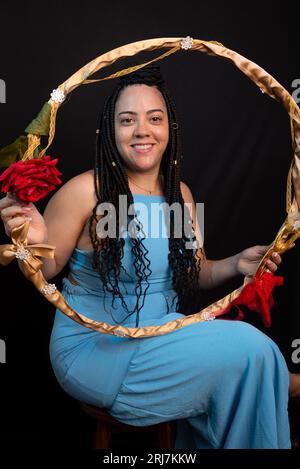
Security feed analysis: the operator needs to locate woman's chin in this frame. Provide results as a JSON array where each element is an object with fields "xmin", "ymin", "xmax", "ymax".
[{"xmin": 129, "ymin": 158, "xmax": 159, "ymax": 171}]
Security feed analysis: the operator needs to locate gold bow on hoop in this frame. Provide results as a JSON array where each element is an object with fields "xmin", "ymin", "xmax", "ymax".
[{"xmin": 0, "ymin": 219, "xmax": 55, "ymax": 275}]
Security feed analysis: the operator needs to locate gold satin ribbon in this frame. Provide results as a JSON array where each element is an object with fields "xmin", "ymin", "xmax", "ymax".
[
  {"xmin": 30, "ymin": 37, "xmax": 300, "ymax": 214},
  {"xmin": 256, "ymin": 218, "xmax": 300, "ymax": 275},
  {"xmin": 2, "ymin": 37, "xmax": 300, "ymax": 337},
  {"xmin": 0, "ymin": 221, "xmax": 253, "ymax": 338},
  {"xmin": 0, "ymin": 220, "xmax": 55, "ymax": 274}
]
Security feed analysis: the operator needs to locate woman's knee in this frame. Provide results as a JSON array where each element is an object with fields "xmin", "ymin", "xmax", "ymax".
[{"xmin": 214, "ymin": 320, "xmax": 286, "ymax": 372}]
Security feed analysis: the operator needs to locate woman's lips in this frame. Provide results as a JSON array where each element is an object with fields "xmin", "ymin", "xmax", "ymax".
[{"xmin": 131, "ymin": 144, "xmax": 154, "ymax": 154}]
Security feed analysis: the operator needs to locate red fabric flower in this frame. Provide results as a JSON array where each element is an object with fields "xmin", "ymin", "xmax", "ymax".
[
  {"xmin": 215, "ymin": 272, "xmax": 284, "ymax": 327},
  {"xmin": 0, "ymin": 156, "xmax": 62, "ymax": 202}
]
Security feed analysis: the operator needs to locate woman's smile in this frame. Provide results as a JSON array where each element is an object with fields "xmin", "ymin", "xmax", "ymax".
[{"xmin": 130, "ymin": 143, "xmax": 155, "ymax": 154}]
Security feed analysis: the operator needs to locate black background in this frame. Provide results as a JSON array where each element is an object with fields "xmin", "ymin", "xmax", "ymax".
[{"xmin": 0, "ymin": 0, "xmax": 299, "ymax": 456}]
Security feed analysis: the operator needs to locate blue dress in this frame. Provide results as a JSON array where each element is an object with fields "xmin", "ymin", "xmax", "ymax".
[{"xmin": 49, "ymin": 193, "xmax": 291, "ymax": 449}]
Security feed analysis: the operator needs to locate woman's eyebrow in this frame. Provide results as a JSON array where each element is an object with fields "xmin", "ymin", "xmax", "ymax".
[{"xmin": 118, "ymin": 109, "xmax": 165, "ymax": 116}]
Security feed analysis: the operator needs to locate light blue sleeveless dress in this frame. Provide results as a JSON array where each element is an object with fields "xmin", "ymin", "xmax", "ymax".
[{"xmin": 49, "ymin": 193, "xmax": 291, "ymax": 449}]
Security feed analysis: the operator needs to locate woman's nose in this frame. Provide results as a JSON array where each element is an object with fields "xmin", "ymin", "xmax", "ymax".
[{"xmin": 133, "ymin": 119, "xmax": 150, "ymax": 136}]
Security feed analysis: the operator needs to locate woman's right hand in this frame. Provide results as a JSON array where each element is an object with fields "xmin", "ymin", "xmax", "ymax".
[{"xmin": 0, "ymin": 192, "xmax": 48, "ymax": 245}]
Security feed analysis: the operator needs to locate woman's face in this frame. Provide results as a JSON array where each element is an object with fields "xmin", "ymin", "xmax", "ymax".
[{"xmin": 114, "ymin": 84, "xmax": 169, "ymax": 173}]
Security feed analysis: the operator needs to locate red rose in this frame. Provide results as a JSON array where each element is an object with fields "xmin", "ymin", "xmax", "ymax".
[{"xmin": 0, "ymin": 155, "xmax": 62, "ymax": 202}]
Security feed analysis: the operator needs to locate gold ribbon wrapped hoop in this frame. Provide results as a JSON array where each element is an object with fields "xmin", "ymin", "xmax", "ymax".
[{"xmin": 1, "ymin": 37, "xmax": 300, "ymax": 338}]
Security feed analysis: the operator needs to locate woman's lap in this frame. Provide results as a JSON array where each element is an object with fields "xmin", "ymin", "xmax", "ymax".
[
  {"xmin": 50, "ymin": 311, "xmax": 290, "ymax": 447},
  {"xmin": 107, "ymin": 320, "xmax": 289, "ymax": 425}
]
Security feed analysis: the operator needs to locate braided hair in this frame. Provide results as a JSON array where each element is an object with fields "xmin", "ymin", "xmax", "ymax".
[{"xmin": 89, "ymin": 65, "xmax": 202, "ymax": 327}]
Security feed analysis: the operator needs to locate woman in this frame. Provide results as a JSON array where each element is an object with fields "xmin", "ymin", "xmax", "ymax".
[{"xmin": 0, "ymin": 66, "xmax": 299, "ymax": 448}]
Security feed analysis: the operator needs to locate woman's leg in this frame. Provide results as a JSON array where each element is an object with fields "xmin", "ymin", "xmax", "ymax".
[
  {"xmin": 108, "ymin": 320, "xmax": 291, "ymax": 449},
  {"xmin": 289, "ymin": 372, "xmax": 300, "ymax": 399}
]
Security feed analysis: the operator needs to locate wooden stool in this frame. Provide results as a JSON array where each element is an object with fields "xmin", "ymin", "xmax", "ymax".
[{"xmin": 79, "ymin": 401, "xmax": 174, "ymax": 449}]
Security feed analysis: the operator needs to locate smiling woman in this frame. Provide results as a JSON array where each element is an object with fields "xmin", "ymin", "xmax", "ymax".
[
  {"xmin": 0, "ymin": 63, "xmax": 295, "ymax": 449},
  {"xmin": 47, "ymin": 66, "xmax": 292, "ymax": 449},
  {"xmin": 85, "ymin": 66, "xmax": 203, "ymax": 325}
]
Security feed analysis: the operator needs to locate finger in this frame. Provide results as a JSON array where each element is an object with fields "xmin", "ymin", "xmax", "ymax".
[
  {"xmin": 256, "ymin": 245, "xmax": 271, "ymax": 255},
  {"xmin": 3, "ymin": 203, "xmax": 30, "ymax": 214},
  {"xmin": 0, "ymin": 196, "xmax": 17, "ymax": 211},
  {"xmin": 1, "ymin": 205, "xmax": 30, "ymax": 220},
  {"xmin": 257, "ymin": 245, "xmax": 269, "ymax": 251},
  {"xmin": 271, "ymin": 252, "xmax": 282, "ymax": 265},
  {"xmin": 266, "ymin": 259, "xmax": 277, "ymax": 273},
  {"xmin": 6, "ymin": 215, "xmax": 31, "ymax": 232}
]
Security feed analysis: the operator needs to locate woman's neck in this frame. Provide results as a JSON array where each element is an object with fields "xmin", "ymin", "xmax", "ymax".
[{"xmin": 127, "ymin": 172, "xmax": 165, "ymax": 196}]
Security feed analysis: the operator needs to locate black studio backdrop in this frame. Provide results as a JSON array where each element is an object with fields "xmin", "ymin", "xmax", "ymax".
[{"xmin": 0, "ymin": 0, "xmax": 299, "ymax": 450}]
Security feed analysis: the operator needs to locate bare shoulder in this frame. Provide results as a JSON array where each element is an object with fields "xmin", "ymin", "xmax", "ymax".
[
  {"xmin": 47, "ymin": 169, "xmax": 97, "ymax": 218},
  {"xmin": 60, "ymin": 169, "xmax": 95, "ymax": 198}
]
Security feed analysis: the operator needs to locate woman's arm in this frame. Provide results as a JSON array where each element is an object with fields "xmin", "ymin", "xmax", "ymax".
[
  {"xmin": 40, "ymin": 170, "xmax": 97, "ymax": 280},
  {"xmin": 199, "ymin": 255, "xmax": 239, "ymax": 289},
  {"xmin": 1, "ymin": 170, "xmax": 96, "ymax": 281}
]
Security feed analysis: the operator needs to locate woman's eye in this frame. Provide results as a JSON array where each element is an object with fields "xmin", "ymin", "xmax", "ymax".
[
  {"xmin": 151, "ymin": 116, "xmax": 162, "ymax": 122},
  {"xmin": 121, "ymin": 118, "xmax": 134, "ymax": 124},
  {"xmin": 120, "ymin": 116, "xmax": 162, "ymax": 124}
]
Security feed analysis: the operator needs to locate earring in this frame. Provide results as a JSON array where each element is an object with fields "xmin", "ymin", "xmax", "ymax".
[
  {"xmin": 171, "ymin": 123, "xmax": 178, "ymax": 130},
  {"xmin": 173, "ymin": 160, "xmax": 177, "ymax": 165},
  {"xmin": 111, "ymin": 160, "xmax": 116, "ymax": 167}
]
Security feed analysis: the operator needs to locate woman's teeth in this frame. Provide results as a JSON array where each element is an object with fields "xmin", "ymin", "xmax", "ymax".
[
  {"xmin": 133, "ymin": 144, "xmax": 153, "ymax": 150},
  {"xmin": 132, "ymin": 144, "xmax": 154, "ymax": 153}
]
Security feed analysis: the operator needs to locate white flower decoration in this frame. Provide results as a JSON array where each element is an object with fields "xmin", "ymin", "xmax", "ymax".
[
  {"xmin": 50, "ymin": 88, "xmax": 65, "ymax": 103},
  {"xmin": 114, "ymin": 328, "xmax": 127, "ymax": 337},
  {"xmin": 181, "ymin": 36, "xmax": 194, "ymax": 50},
  {"xmin": 294, "ymin": 220, "xmax": 300, "ymax": 229},
  {"xmin": 202, "ymin": 312, "xmax": 215, "ymax": 321},
  {"xmin": 15, "ymin": 247, "xmax": 30, "ymax": 260},
  {"xmin": 42, "ymin": 283, "xmax": 57, "ymax": 295}
]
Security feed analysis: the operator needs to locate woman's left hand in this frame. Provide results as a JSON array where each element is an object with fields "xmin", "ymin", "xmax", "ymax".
[{"xmin": 236, "ymin": 245, "xmax": 282, "ymax": 276}]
